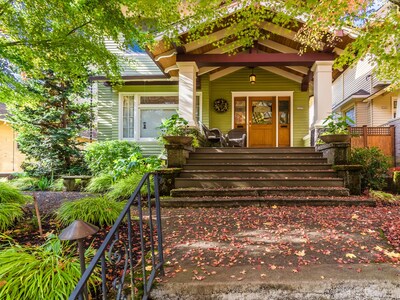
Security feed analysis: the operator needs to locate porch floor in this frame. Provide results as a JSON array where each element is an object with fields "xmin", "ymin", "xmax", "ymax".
[{"xmin": 152, "ymin": 205, "xmax": 400, "ymax": 299}]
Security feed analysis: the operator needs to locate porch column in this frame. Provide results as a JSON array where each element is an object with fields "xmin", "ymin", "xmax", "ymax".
[
  {"xmin": 310, "ymin": 61, "xmax": 334, "ymax": 145},
  {"xmin": 176, "ymin": 61, "xmax": 198, "ymax": 126}
]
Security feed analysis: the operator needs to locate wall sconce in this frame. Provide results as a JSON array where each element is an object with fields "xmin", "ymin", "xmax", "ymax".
[{"xmin": 249, "ymin": 68, "xmax": 256, "ymax": 84}]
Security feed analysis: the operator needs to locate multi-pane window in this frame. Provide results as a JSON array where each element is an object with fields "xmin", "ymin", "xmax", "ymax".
[
  {"xmin": 392, "ymin": 98, "xmax": 397, "ymax": 119},
  {"xmin": 120, "ymin": 94, "xmax": 180, "ymax": 140},
  {"xmin": 122, "ymin": 96, "xmax": 134, "ymax": 138}
]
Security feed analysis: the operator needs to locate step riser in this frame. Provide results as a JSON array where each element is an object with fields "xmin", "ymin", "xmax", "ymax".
[
  {"xmin": 187, "ymin": 158, "xmax": 327, "ymax": 164},
  {"xmin": 179, "ymin": 172, "xmax": 337, "ymax": 179},
  {"xmin": 190, "ymin": 153, "xmax": 323, "ymax": 159},
  {"xmin": 171, "ymin": 189, "xmax": 350, "ymax": 197},
  {"xmin": 175, "ymin": 180, "xmax": 344, "ymax": 188},
  {"xmin": 161, "ymin": 199, "xmax": 375, "ymax": 208},
  {"xmin": 195, "ymin": 147, "xmax": 316, "ymax": 153},
  {"xmin": 183, "ymin": 164, "xmax": 333, "ymax": 170}
]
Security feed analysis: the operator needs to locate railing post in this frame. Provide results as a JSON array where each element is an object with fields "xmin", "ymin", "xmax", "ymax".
[
  {"xmin": 362, "ymin": 125, "xmax": 368, "ymax": 148},
  {"xmin": 153, "ymin": 173, "xmax": 165, "ymax": 276}
]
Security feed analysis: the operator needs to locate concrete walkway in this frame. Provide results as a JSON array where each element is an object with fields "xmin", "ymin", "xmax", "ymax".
[{"xmin": 152, "ymin": 205, "xmax": 400, "ymax": 299}]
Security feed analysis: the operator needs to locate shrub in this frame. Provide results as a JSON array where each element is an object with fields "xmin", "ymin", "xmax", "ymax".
[
  {"xmin": 0, "ymin": 203, "xmax": 24, "ymax": 232},
  {"xmin": 0, "ymin": 182, "xmax": 31, "ymax": 204},
  {"xmin": 0, "ymin": 236, "xmax": 99, "ymax": 299},
  {"xmin": 50, "ymin": 178, "xmax": 64, "ymax": 192},
  {"xmin": 57, "ymin": 196, "xmax": 126, "ymax": 227},
  {"xmin": 84, "ymin": 140, "xmax": 141, "ymax": 175},
  {"xmin": 369, "ymin": 190, "xmax": 400, "ymax": 204},
  {"xmin": 113, "ymin": 153, "xmax": 162, "ymax": 181},
  {"xmin": 107, "ymin": 173, "xmax": 153, "ymax": 201},
  {"xmin": 350, "ymin": 147, "xmax": 391, "ymax": 190},
  {"xmin": 85, "ymin": 173, "xmax": 114, "ymax": 193}
]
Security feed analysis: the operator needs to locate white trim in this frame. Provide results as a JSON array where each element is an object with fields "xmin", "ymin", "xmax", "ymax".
[{"xmin": 231, "ymin": 91, "xmax": 294, "ymax": 147}]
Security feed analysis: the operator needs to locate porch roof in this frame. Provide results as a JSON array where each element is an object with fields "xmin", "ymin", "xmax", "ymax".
[{"xmin": 147, "ymin": 9, "xmax": 355, "ymax": 91}]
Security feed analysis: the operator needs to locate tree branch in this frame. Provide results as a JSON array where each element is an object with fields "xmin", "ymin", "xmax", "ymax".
[{"xmin": 0, "ymin": 20, "xmax": 92, "ymax": 48}]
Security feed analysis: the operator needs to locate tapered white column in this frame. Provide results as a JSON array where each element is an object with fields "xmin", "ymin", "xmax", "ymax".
[
  {"xmin": 395, "ymin": 93, "xmax": 400, "ymax": 119},
  {"xmin": 311, "ymin": 61, "xmax": 334, "ymax": 145},
  {"xmin": 177, "ymin": 61, "xmax": 198, "ymax": 126}
]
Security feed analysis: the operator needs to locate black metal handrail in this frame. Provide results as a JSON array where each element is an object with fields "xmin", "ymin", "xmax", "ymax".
[{"xmin": 69, "ymin": 172, "xmax": 164, "ymax": 300}]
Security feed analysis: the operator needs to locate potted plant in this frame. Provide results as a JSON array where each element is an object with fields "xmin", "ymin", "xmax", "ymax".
[
  {"xmin": 159, "ymin": 114, "xmax": 196, "ymax": 146},
  {"xmin": 320, "ymin": 113, "xmax": 354, "ymax": 143}
]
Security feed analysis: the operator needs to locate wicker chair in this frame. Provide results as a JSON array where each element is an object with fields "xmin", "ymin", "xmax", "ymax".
[
  {"xmin": 225, "ymin": 128, "xmax": 246, "ymax": 147},
  {"xmin": 199, "ymin": 122, "xmax": 226, "ymax": 147}
]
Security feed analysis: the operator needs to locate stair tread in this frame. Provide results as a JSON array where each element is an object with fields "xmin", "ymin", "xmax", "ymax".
[
  {"xmin": 176, "ymin": 177, "xmax": 343, "ymax": 181},
  {"xmin": 181, "ymin": 170, "xmax": 335, "ymax": 173},
  {"xmin": 172, "ymin": 186, "xmax": 349, "ymax": 191}
]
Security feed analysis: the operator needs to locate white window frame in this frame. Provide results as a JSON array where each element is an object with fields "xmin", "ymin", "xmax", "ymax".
[
  {"xmin": 119, "ymin": 92, "xmax": 179, "ymax": 141},
  {"xmin": 118, "ymin": 92, "xmax": 202, "ymax": 141},
  {"xmin": 392, "ymin": 97, "xmax": 397, "ymax": 119},
  {"xmin": 344, "ymin": 106, "xmax": 356, "ymax": 126}
]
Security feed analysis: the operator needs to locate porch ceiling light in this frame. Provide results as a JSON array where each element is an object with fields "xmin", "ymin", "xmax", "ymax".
[{"xmin": 249, "ymin": 68, "xmax": 256, "ymax": 84}]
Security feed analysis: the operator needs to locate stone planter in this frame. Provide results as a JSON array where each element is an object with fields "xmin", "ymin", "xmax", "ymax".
[
  {"xmin": 320, "ymin": 134, "xmax": 350, "ymax": 143},
  {"xmin": 163, "ymin": 136, "xmax": 193, "ymax": 146}
]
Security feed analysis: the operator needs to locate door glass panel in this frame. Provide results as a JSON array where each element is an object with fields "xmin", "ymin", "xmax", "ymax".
[
  {"xmin": 140, "ymin": 109, "xmax": 176, "ymax": 138},
  {"xmin": 234, "ymin": 97, "xmax": 246, "ymax": 128},
  {"xmin": 279, "ymin": 100, "xmax": 289, "ymax": 124},
  {"xmin": 252, "ymin": 100, "xmax": 273, "ymax": 124}
]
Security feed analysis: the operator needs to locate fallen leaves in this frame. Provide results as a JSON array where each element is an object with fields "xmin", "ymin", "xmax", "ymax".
[{"xmin": 161, "ymin": 205, "xmax": 400, "ymax": 281}]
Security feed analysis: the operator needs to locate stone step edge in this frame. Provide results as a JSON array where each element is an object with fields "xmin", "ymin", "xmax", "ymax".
[
  {"xmin": 175, "ymin": 177, "xmax": 343, "ymax": 181},
  {"xmin": 171, "ymin": 186, "xmax": 349, "ymax": 191},
  {"xmin": 160, "ymin": 196, "xmax": 375, "ymax": 207},
  {"xmin": 180, "ymin": 170, "xmax": 336, "ymax": 173}
]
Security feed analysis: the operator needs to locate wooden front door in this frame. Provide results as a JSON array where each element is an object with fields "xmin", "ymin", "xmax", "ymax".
[{"xmin": 248, "ymin": 97, "xmax": 276, "ymax": 147}]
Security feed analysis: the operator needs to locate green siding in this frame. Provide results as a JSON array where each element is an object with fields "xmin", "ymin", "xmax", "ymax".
[
  {"xmin": 200, "ymin": 75, "xmax": 210, "ymax": 127},
  {"xmin": 205, "ymin": 67, "xmax": 309, "ymax": 147},
  {"xmin": 97, "ymin": 84, "xmax": 178, "ymax": 156}
]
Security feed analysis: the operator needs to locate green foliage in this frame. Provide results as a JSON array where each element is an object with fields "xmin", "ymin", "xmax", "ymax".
[
  {"xmin": 36, "ymin": 177, "xmax": 53, "ymax": 191},
  {"xmin": 350, "ymin": 147, "xmax": 391, "ymax": 190},
  {"xmin": 9, "ymin": 73, "xmax": 91, "ymax": 178},
  {"xmin": 84, "ymin": 140, "xmax": 141, "ymax": 175},
  {"xmin": 9, "ymin": 176, "xmax": 39, "ymax": 191},
  {"xmin": 0, "ymin": 204, "xmax": 24, "ymax": 232},
  {"xmin": 369, "ymin": 190, "xmax": 400, "ymax": 204},
  {"xmin": 107, "ymin": 173, "xmax": 153, "ymax": 201},
  {"xmin": 158, "ymin": 114, "xmax": 199, "ymax": 147},
  {"xmin": 0, "ymin": 182, "xmax": 30, "ymax": 205},
  {"xmin": 321, "ymin": 113, "xmax": 354, "ymax": 135},
  {"xmin": 57, "ymin": 196, "xmax": 125, "ymax": 227},
  {"xmin": 85, "ymin": 173, "xmax": 114, "ymax": 194},
  {"xmin": 0, "ymin": 235, "xmax": 99, "ymax": 299},
  {"xmin": 50, "ymin": 178, "xmax": 65, "ymax": 192},
  {"xmin": 159, "ymin": 114, "xmax": 189, "ymax": 137},
  {"xmin": 113, "ymin": 153, "xmax": 163, "ymax": 181}
]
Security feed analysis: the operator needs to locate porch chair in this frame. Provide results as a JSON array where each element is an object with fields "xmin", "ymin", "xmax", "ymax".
[
  {"xmin": 225, "ymin": 128, "xmax": 247, "ymax": 147},
  {"xmin": 199, "ymin": 122, "xmax": 226, "ymax": 147}
]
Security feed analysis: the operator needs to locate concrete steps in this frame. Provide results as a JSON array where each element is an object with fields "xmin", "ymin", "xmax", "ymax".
[
  {"xmin": 161, "ymin": 196, "xmax": 375, "ymax": 207},
  {"xmin": 168, "ymin": 147, "xmax": 364, "ymax": 206},
  {"xmin": 170, "ymin": 187, "xmax": 350, "ymax": 197},
  {"xmin": 174, "ymin": 177, "xmax": 344, "ymax": 188}
]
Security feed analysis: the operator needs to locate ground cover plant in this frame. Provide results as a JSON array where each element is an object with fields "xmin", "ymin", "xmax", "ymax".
[
  {"xmin": 0, "ymin": 182, "xmax": 31, "ymax": 231},
  {"xmin": 57, "ymin": 196, "xmax": 126, "ymax": 227},
  {"xmin": 0, "ymin": 235, "xmax": 99, "ymax": 299}
]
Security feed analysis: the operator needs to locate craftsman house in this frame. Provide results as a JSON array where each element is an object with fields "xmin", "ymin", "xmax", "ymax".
[{"xmin": 94, "ymin": 16, "xmax": 356, "ymax": 154}]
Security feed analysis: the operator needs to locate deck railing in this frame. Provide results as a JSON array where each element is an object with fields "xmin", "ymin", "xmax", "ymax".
[{"xmin": 69, "ymin": 173, "xmax": 164, "ymax": 300}]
